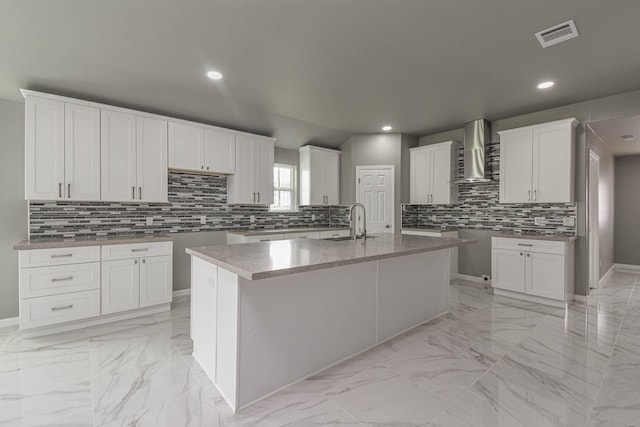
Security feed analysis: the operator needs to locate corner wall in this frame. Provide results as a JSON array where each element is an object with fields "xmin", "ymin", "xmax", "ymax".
[{"xmin": 614, "ymin": 155, "xmax": 640, "ymax": 265}]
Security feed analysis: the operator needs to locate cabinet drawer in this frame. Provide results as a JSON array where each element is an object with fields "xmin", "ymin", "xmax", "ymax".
[
  {"xmin": 492, "ymin": 238, "xmax": 565, "ymax": 255},
  {"xmin": 20, "ymin": 262, "xmax": 100, "ymax": 298},
  {"xmin": 19, "ymin": 246, "xmax": 101, "ymax": 268},
  {"xmin": 20, "ymin": 290, "xmax": 100, "ymax": 329},
  {"xmin": 318, "ymin": 229, "xmax": 351, "ymax": 239},
  {"xmin": 283, "ymin": 231, "xmax": 320, "ymax": 240},
  {"xmin": 101, "ymin": 241, "xmax": 173, "ymax": 261}
]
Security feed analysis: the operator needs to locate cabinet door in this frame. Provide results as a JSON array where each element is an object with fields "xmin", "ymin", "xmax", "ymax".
[
  {"xmin": 136, "ymin": 117, "xmax": 168, "ymax": 202},
  {"xmin": 64, "ymin": 103, "xmax": 101, "ymax": 200},
  {"xmin": 431, "ymin": 145, "xmax": 452, "ymax": 204},
  {"xmin": 308, "ymin": 148, "xmax": 326, "ymax": 205},
  {"xmin": 101, "ymin": 110, "xmax": 137, "ymax": 201},
  {"xmin": 204, "ymin": 129, "xmax": 236, "ymax": 174},
  {"xmin": 491, "ymin": 249, "xmax": 526, "ymax": 293},
  {"xmin": 254, "ymin": 138, "xmax": 274, "ymax": 205},
  {"xmin": 499, "ymin": 129, "xmax": 532, "ymax": 203},
  {"xmin": 410, "ymin": 149, "xmax": 432, "ymax": 204},
  {"xmin": 101, "ymin": 258, "xmax": 140, "ymax": 314},
  {"xmin": 526, "ymin": 252, "xmax": 565, "ymax": 300},
  {"xmin": 532, "ymin": 124, "xmax": 573, "ymax": 203},
  {"xmin": 139, "ymin": 255, "xmax": 173, "ymax": 308},
  {"xmin": 25, "ymin": 96, "xmax": 65, "ymax": 200},
  {"xmin": 228, "ymin": 135, "xmax": 255, "ymax": 204},
  {"xmin": 168, "ymin": 122, "xmax": 205, "ymax": 171},
  {"xmin": 324, "ymin": 150, "xmax": 340, "ymax": 205}
]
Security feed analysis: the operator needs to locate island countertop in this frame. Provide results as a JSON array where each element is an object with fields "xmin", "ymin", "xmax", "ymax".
[{"xmin": 186, "ymin": 233, "xmax": 474, "ymax": 280}]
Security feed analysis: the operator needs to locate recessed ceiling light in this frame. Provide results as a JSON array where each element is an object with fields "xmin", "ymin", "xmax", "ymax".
[
  {"xmin": 382, "ymin": 125, "xmax": 392, "ymax": 131},
  {"xmin": 537, "ymin": 81, "xmax": 555, "ymax": 89},
  {"xmin": 621, "ymin": 134, "xmax": 636, "ymax": 141},
  {"xmin": 206, "ymin": 70, "xmax": 223, "ymax": 80}
]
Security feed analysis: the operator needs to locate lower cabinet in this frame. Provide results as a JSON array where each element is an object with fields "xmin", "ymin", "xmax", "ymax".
[
  {"xmin": 101, "ymin": 258, "xmax": 141, "ymax": 314},
  {"xmin": 491, "ymin": 237, "xmax": 574, "ymax": 306}
]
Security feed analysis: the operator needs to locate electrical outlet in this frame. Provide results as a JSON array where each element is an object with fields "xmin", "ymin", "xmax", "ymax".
[
  {"xmin": 146, "ymin": 217, "xmax": 153, "ymax": 226},
  {"xmin": 563, "ymin": 217, "xmax": 576, "ymax": 226},
  {"xmin": 250, "ymin": 215, "xmax": 256, "ymax": 224},
  {"xmin": 200, "ymin": 215, "xmax": 206, "ymax": 225},
  {"xmin": 312, "ymin": 214, "xmax": 316, "ymax": 221},
  {"xmin": 534, "ymin": 217, "xmax": 544, "ymax": 225}
]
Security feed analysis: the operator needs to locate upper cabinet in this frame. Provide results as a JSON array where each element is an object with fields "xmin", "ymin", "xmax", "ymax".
[
  {"xmin": 409, "ymin": 141, "xmax": 457, "ymax": 205},
  {"xmin": 227, "ymin": 135, "xmax": 274, "ymax": 205},
  {"xmin": 299, "ymin": 146, "xmax": 340, "ymax": 205},
  {"xmin": 25, "ymin": 97, "xmax": 100, "ymax": 201},
  {"xmin": 101, "ymin": 110, "xmax": 168, "ymax": 203},
  {"xmin": 168, "ymin": 122, "xmax": 236, "ymax": 174},
  {"xmin": 498, "ymin": 118, "xmax": 577, "ymax": 204}
]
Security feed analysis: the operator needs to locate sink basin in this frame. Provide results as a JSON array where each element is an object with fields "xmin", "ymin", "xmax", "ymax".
[{"xmin": 324, "ymin": 236, "xmax": 377, "ymax": 242}]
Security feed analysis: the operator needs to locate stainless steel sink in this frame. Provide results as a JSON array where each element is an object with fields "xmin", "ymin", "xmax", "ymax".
[{"xmin": 323, "ymin": 236, "xmax": 377, "ymax": 241}]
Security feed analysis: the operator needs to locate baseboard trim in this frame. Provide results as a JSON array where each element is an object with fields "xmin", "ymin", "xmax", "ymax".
[
  {"xmin": 573, "ymin": 294, "xmax": 588, "ymax": 303},
  {"xmin": 457, "ymin": 274, "xmax": 492, "ymax": 286},
  {"xmin": 613, "ymin": 263, "xmax": 640, "ymax": 273},
  {"xmin": 598, "ymin": 265, "xmax": 615, "ymax": 286},
  {"xmin": 0, "ymin": 316, "xmax": 18, "ymax": 328},
  {"xmin": 173, "ymin": 289, "xmax": 191, "ymax": 297},
  {"xmin": 494, "ymin": 288, "xmax": 568, "ymax": 308}
]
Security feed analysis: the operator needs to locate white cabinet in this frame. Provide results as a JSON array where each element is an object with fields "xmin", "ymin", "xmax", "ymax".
[
  {"xmin": 401, "ymin": 229, "xmax": 459, "ymax": 279},
  {"xmin": 25, "ymin": 96, "xmax": 100, "ymax": 200},
  {"xmin": 491, "ymin": 237, "xmax": 575, "ymax": 306},
  {"xmin": 101, "ymin": 110, "xmax": 168, "ymax": 202},
  {"xmin": 498, "ymin": 118, "xmax": 577, "ymax": 204},
  {"xmin": 168, "ymin": 123, "xmax": 236, "ymax": 174},
  {"xmin": 227, "ymin": 135, "xmax": 274, "ymax": 204},
  {"xmin": 101, "ymin": 242, "xmax": 173, "ymax": 315},
  {"xmin": 299, "ymin": 146, "xmax": 340, "ymax": 205},
  {"xmin": 190, "ymin": 256, "xmax": 218, "ymax": 381},
  {"xmin": 409, "ymin": 141, "xmax": 457, "ymax": 205}
]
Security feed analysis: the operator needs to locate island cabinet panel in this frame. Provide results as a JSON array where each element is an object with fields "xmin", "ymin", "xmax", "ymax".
[
  {"xmin": 377, "ymin": 250, "xmax": 449, "ymax": 342},
  {"xmin": 191, "ymin": 257, "xmax": 218, "ymax": 383}
]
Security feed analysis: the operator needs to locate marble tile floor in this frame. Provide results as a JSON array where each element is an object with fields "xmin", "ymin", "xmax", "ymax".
[{"xmin": 2, "ymin": 272, "xmax": 640, "ymax": 426}]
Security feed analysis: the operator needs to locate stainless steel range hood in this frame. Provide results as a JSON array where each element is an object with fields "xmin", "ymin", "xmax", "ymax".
[{"xmin": 452, "ymin": 119, "xmax": 492, "ymax": 184}]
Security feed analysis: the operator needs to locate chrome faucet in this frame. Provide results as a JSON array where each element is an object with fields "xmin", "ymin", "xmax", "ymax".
[{"xmin": 348, "ymin": 203, "xmax": 367, "ymax": 241}]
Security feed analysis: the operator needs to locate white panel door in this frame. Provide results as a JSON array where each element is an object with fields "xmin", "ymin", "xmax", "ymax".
[
  {"xmin": 430, "ymin": 144, "xmax": 452, "ymax": 204},
  {"xmin": 492, "ymin": 249, "xmax": 526, "ymax": 292},
  {"xmin": 139, "ymin": 255, "xmax": 173, "ymax": 308},
  {"xmin": 232, "ymin": 135, "xmax": 256, "ymax": 204},
  {"xmin": 101, "ymin": 110, "xmax": 137, "ymax": 201},
  {"xmin": 357, "ymin": 168, "xmax": 393, "ymax": 233},
  {"xmin": 24, "ymin": 96, "xmax": 65, "ymax": 200},
  {"xmin": 136, "ymin": 117, "xmax": 168, "ymax": 202},
  {"xmin": 168, "ymin": 122, "xmax": 205, "ymax": 171},
  {"xmin": 526, "ymin": 252, "xmax": 565, "ymax": 300},
  {"xmin": 101, "ymin": 258, "xmax": 140, "ymax": 314},
  {"xmin": 308, "ymin": 147, "xmax": 325, "ymax": 205},
  {"xmin": 410, "ymin": 148, "xmax": 432, "ymax": 204},
  {"xmin": 64, "ymin": 103, "xmax": 101, "ymax": 200},
  {"xmin": 254, "ymin": 139, "xmax": 274, "ymax": 205},
  {"xmin": 324, "ymin": 150, "xmax": 340, "ymax": 205},
  {"xmin": 532, "ymin": 124, "xmax": 573, "ymax": 203},
  {"xmin": 204, "ymin": 129, "xmax": 236, "ymax": 174},
  {"xmin": 499, "ymin": 129, "xmax": 533, "ymax": 203}
]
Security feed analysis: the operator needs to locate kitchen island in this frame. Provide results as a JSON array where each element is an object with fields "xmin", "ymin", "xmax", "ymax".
[{"xmin": 186, "ymin": 233, "xmax": 473, "ymax": 412}]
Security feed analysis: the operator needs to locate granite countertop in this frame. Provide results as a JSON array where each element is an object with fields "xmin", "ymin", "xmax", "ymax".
[
  {"xmin": 186, "ymin": 233, "xmax": 475, "ymax": 280},
  {"xmin": 402, "ymin": 226, "xmax": 459, "ymax": 233},
  {"xmin": 227, "ymin": 227, "xmax": 350, "ymax": 237},
  {"xmin": 14, "ymin": 235, "xmax": 174, "ymax": 250},
  {"xmin": 494, "ymin": 232, "xmax": 577, "ymax": 242}
]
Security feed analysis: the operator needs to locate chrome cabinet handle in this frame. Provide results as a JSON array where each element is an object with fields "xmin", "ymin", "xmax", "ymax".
[
  {"xmin": 528, "ymin": 190, "xmax": 531, "ymax": 202},
  {"xmin": 51, "ymin": 276, "xmax": 73, "ymax": 282},
  {"xmin": 67, "ymin": 183, "xmax": 71, "ymax": 198},
  {"xmin": 201, "ymin": 165, "xmax": 204, "ymax": 170},
  {"xmin": 139, "ymin": 187, "xmax": 142, "ymax": 200},
  {"xmin": 206, "ymin": 166, "xmax": 209, "ymax": 171},
  {"xmin": 258, "ymin": 192, "xmax": 260, "ymax": 202},
  {"xmin": 142, "ymin": 259, "xmax": 146, "ymax": 264},
  {"xmin": 59, "ymin": 183, "xmax": 63, "ymax": 198},
  {"xmin": 132, "ymin": 186, "xmax": 135, "ymax": 200},
  {"xmin": 134, "ymin": 259, "xmax": 138, "ymax": 264},
  {"xmin": 51, "ymin": 304, "xmax": 73, "ymax": 311},
  {"xmin": 533, "ymin": 189, "xmax": 537, "ymax": 202},
  {"xmin": 253, "ymin": 192, "xmax": 256, "ymax": 202},
  {"xmin": 520, "ymin": 252, "xmax": 524, "ymax": 256},
  {"xmin": 527, "ymin": 253, "xmax": 530, "ymax": 257},
  {"xmin": 517, "ymin": 243, "xmax": 533, "ymax": 247},
  {"xmin": 131, "ymin": 248, "xmax": 149, "ymax": 252},
  {"xmin": 50, "ymin": 253, "xmax": 72, "ymax": 258}
]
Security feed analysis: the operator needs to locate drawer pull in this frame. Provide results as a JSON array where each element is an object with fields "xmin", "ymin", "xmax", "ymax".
[
  {"xmin": 517, "ymin": 244, "xmax": 534, "ymax": 247},
  {"xmin": 51, "ymin": 276, "xmax": 74, "ymax": 282},
  {"xmin": 50, "ymin": 253, "xmax": 73, "ymax": 258},
  {"xmin": 51, "ymin": 304, "xmax": 73, "ymax": 311},
  {"xmin": 131, "ymin": 248, "xmax": 149, "ymax": 252}
]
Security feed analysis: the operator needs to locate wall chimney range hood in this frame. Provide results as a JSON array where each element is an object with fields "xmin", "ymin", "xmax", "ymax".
[{"xmin": 451, "ymin": 119, "xmax": 493, "ymax": 184}]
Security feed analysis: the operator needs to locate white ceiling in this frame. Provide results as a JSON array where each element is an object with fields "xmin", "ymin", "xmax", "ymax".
[
  {"xmin": 589, "ymin": 116, "xmax": 640, "ymax": 156},
  {"xmin": 2, "ymin": 1, "xmax": 640, "ymax": 149}
]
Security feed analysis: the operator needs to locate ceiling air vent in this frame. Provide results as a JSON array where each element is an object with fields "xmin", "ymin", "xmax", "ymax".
[{"xmin": 535, "ymin": 20, "xmax": 579, "ymax": 48}]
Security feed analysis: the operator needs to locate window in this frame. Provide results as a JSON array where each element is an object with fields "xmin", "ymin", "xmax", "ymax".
[{"xmin": 271, "ymin": 164, "xmax": 297, "ymax": 212}]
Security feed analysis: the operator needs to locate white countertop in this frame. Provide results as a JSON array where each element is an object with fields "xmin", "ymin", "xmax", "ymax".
[
  {"xmin": 494, "ymin": 232, "xmax": 577, "ymax": 242},
  {"xmin": 186, "ymin": 233, "xmax": 474, "ymax": 280},
  {"xmin": 14, "ymin": 235, "xmax": 173, "ymax": 250}
]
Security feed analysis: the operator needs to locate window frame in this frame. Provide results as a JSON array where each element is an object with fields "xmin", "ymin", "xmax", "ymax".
[{"xmin": 270, "ymin": 163, "xmax": 298, "ymax": 212}]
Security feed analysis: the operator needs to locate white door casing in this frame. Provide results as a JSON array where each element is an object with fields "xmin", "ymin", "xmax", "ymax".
[
  {"xmin": 356, "ymin": 166, "xmax": 394, "ymax": 233},
  {"xmin": 588, "ymin": 150, "xmax": 600, "ymax": 289}
]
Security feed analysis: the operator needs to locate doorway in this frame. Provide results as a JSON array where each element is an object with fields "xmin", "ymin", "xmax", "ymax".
[
  {"xmin": 588, "ymin": 150, "xmax": 600, "ymax": 289},
  {"xmin": 355, "ymin": 165, "xmax": 394, "ymax": 234}
]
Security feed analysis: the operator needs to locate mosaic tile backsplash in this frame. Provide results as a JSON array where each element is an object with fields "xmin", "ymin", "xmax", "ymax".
[
  {"xmin": 29, "ymin": 173, "xmax": 351, "ymax": 239},
  {"xmin": 402, "ymin": 140, "xmax": 577, "ymax": 236}
]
